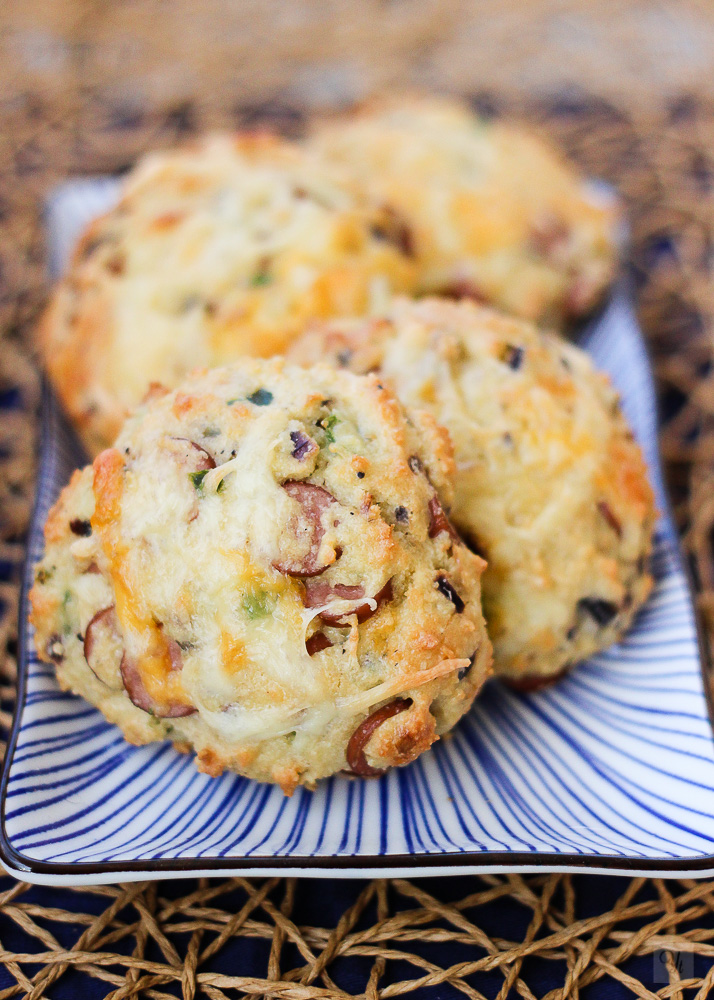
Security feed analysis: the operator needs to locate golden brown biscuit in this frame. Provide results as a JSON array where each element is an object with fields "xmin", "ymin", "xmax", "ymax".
[
  {"xmin": 289, "ymin": 298, "xmax": 655, "ymax": 682},
  {"xmin": 30, "ymin": 358, "xmax": 492, "ymax": 792},
  {"xmin": 309, "ymin": 94, "xmax": 619, "ymax": 326},
  {"xmin": 39, "ymin": 133, "xmax": 418, "ymax": 454}
]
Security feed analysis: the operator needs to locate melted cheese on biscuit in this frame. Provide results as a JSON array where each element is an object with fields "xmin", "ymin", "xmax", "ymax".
[
  {"xmin": 41, "ymin": 134, "xmax": 417, "ymax": 455},
  {"xmin": 310, "ymin": 94, "xmax": 618, "ymax": 325}
]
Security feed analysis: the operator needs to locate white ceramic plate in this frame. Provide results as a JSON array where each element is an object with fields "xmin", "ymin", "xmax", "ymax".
[{"xmin": 2, "ymin": 180, "xmax": 714, "ymax": 886}]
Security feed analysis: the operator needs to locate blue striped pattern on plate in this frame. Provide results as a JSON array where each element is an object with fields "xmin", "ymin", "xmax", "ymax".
[{"xmin": 3, "ymin": 180, "xmax": 714, "ymax": 882}]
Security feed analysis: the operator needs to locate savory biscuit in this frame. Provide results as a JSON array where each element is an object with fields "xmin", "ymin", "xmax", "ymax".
[
  {"xmin": 30, "ymin": 359, "xmax": 492, "ymax": 792},
  {"xmin": 289, "ymin": 298, "xmax": 655, "ymax": 683},
  {"xmin": 39, "ymin": 133, "xmax": 418, "ymax": 455},
  {"xmin": 309, "ymin": 94, "xmax": 619, "ymax": 327}
]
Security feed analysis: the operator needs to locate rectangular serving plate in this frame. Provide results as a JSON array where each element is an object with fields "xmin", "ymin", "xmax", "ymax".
[{"xmin": 3, "ymin": 180, "xmax": 714, "ymax": 886}]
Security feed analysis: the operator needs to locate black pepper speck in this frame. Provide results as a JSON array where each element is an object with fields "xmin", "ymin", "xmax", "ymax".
[
  {"xmin": 502, "ymin": 344, "xmax": 525, "ymax": 370},
  {"xmin": 436, "ymin": 576, "xmax": 465, "ymax": 613},
  {"xmin": 578, "ymin": 597, "xmax": 618, "ymax": 626},
  {"xmin": 69, "ymin": 518, "xmax": 92, "ymax": 537}
]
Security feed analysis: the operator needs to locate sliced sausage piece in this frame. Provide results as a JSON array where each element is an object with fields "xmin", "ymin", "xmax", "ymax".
[
  {"xmin": 84, "ymin": 607, "xmax": 114, "ymax": 662},
  {"xmin": 166, "ymin": 638, "xmax": 184, "ymax": 672},
  {"xmin": 303, "ymin": 579, "xmax": 393, "ymax": 625},
  {"xmin": 504, "ymin": 667, "xmax": 569, "ymax": 693},
  {"xmin": 273, "ymin": 481, "xmax": 338, "ymax": 577},
  {"xmin": 120, "ymin": 654, "xmax": 154, "ymax": 713},
  {"xmin": 597, "ymin": 500, "xmax": 622, "ymax": 538},
  {"xmin": 305, "ymin": 631, "xmax": 333, "ymax": 656},
  {"xmin": 428, "ymin": 495, "xmax": 459, "ymax": 542},
  {"xmin": 120, "ymin": 653, "xmax": 197, "ymax": 718},
  {"xmin": 84, "ymin": 606, "xmax": 123, "ymax": 688},
  {"xmin": 303, "ymin": 580, "xmax": 363, "ymax": 609},
  {"xmin": 442, "ymin": 279, "xmax": 487, "ymax": 304},
  {"xmin": 346, "ymin": 698, "xmax": 413, "ymax": 776}
]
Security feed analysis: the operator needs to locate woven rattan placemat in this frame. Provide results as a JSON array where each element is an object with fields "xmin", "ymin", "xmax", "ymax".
[{"xmin": 4, "ymin": 7, "xmax": 714, "ymax": 998}]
